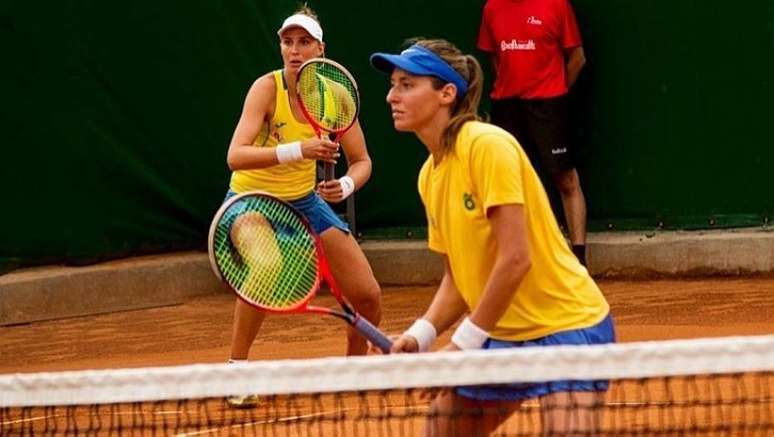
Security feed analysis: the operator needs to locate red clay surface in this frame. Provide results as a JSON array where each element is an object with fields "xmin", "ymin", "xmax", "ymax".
[{"xmin": 1, "ymin": 278, "xmax": 773, "ymax": 373}]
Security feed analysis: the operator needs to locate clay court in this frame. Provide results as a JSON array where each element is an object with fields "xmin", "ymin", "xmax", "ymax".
[{"xmin": 2, "ymin": 278, "xmax": 773, "ymax": 373}]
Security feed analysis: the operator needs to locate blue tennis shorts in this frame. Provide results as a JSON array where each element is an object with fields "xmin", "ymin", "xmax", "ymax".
[
  {"xmin": 456, "ymin": 314, "xmax": 616, "ymax": 402},
  {"xmin": 224, "ymin": 190, "xmax": 349, "ymax": 235}
]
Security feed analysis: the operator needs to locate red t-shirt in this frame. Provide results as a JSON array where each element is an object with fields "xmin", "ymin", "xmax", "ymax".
[{"xmin": 478, "ymin": 0, "xmax": 582, "ymax": 100}]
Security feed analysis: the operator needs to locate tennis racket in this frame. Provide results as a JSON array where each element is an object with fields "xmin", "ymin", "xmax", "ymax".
[
  {"xmin": 296, "ymin": 58, "xmax": 360, "ymax": 181},
  {"xmin": 208, "ymin": 191, "xmax": 392, "ymax": 353}
]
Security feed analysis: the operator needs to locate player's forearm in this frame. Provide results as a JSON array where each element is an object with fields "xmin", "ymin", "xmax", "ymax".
[
  {"xmin": 468, "ymin": 251, "xmax": 530, "ymax": 332},
  {"xmin": 343, "ymin": 157, "xmax": 372, "ymax": 191},
  {"xmin": 423, "ymin": 267, "xmax": 468, "ymax": 335},
  {"xmin": 565, "ymin": 47, "xmax": 586, "ymax": 89},
  {"xmin": 227, "ymin": 145, "xmax": 281, "ymax": 171}
]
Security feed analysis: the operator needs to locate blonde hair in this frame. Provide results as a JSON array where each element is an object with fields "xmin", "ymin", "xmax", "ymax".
[
  {"xmin": 407, "ymin": 38, "xmax": 484, "ymax": 157},
  {"xmin": 293, "ymin": 3, "xmax": 320, "ymax": 24}
]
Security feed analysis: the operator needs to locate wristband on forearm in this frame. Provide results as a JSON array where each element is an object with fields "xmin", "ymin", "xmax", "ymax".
[
  {"xmin": 403, "ymin": 318, "xmax": 437, "ymax": 352},
  {"xmin": 275, "ymin": 141, "xmax": 303, "ymax": 164},
  {"xmin": 451, "ymin": 317, "xmax": 488, "ymax": 350},
  {"xmin": 339, "ymin": 176, "xmax": 355, "ymax": 200}
]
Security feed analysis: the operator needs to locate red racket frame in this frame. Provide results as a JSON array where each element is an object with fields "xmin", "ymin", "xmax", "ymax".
[{"xmin": 295, "ymin": 58, "xmax": 361, "ymax": 181}]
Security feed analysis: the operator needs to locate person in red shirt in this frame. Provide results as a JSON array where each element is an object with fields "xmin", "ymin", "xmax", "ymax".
[{"xmin": 478, "ymin": 0, "xmax": 589, "ymax": 266}]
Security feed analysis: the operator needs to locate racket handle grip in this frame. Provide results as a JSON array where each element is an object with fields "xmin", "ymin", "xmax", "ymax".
[
  {"xmin": 324, "ymin": 162, "xmax": 335, "ymax": 181},
  {"xmin": 324, "ymin": 133, "xmax": 336, "ymax": 181},
  {"xmin": 354, "ymin": 316, "xmax": 393, "ymax": 353}
]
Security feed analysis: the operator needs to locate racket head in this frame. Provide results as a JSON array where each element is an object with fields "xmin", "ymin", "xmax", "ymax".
[
  {"xmin": 207, "ymin": 191, "xmax": 322, "ymax": 312},
  {"xmin": 296, "ymin": 58, "xmax": 360, "ymax": 135}
]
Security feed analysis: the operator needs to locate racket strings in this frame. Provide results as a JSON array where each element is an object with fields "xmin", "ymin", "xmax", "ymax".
[
  {"xmin": 213, "ymin": 196, "xmax": 318, "ymax": 309},
  {"xmin": 263, "ymin": 202, "xmax": 318, "ymax": 305},
  {"xmin": 297, "ymin": 62, "xmax": 358, "ymax": 132}
]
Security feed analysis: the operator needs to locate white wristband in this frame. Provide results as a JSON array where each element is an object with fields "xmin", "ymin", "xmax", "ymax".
[
  {"xmin": 275, "ymin": 141, "xmax": 303, "ymax": 164},
  {"xmin": 451, "ymin": 317, "xmax": 489, "ymax": 350},
  {"xmin": 403, "ymin": 318, "xmax": 437, "ymax": 352},
  {"xmin": 339, "ymin": 176, "xmax": 355, "ymax": 200}
]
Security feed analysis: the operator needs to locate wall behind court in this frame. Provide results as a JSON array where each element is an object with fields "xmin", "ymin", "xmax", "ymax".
[{"xmin": 1, "ymin": 1, "xmax": 772, "ymax": 272}]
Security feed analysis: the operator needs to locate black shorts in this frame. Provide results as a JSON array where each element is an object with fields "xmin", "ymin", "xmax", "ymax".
[{"xmin": 490, "ymin": 95, "xmax": 575, "ymax": 174}]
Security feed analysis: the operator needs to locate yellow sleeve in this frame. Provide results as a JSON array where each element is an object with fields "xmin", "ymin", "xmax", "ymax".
[
  {"xmin": 470, "ymin": 134, "xmax": 524, "ymax": 211},
  {"xmin": 426, "ymin": 214, "xmax": 445, "ymax": 253},
  {"xmin": 417, "ymin": 160, "xmax": 446, "ymax": 253}
]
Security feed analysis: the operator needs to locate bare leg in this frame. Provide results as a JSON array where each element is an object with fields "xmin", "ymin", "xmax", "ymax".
[
  {"xmin": 225, "ymin": 298, "xmax": 268, "ymax": 406},
  {"xmin": 426, "ymin": 390, "xmax": 520, "ymax": 437},
  {"xmin": 320, "ymin": 228, "xmax": 382, "ymax": 356},
  {"xmin": 554, "ymin": 168, "xmax": 587, "ymax": 246},
  {"xmin": 229, "ymin": 298, "xmax": 267, "ymax": 360},
  {"xmin": 540, "ymin": 391, "xmax": 602, "ymax": 436},
  {"xmin": 226, "ymin": 215, "xmax": 273, "ymax": 360}
]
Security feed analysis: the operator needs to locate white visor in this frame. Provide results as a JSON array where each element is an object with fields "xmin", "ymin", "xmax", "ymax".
[{"xmin": 277, "ymin": 14, "xmax": 323, "ymax": 42}]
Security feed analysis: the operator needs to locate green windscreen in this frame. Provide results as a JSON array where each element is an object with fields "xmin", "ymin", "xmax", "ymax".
[{"xmin": 1, "ymin": 1, "xmax": 772, "ymax": 273}]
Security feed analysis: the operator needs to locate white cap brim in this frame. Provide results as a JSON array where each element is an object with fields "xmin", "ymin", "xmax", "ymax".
[{"xmin": 277, "ymin": 14, "xmax": 323, "ymax": 42}]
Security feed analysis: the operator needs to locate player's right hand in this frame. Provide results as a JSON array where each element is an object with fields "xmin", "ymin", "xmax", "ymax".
[
  {"xmin": 300, "ymin": 138, "xmax": 339, "ymax": 163},
  {"xmin": 368, "ymin": 334, "xmax": 419, "ymax": 355},
  {"xmin": 390, "ymin": 335, "xmax": 420, "ymax": 354}
]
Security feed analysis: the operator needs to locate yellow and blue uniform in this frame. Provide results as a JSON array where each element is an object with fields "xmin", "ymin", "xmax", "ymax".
[
  {"xmin": 418, "ymin": 121, "xmax": 608, "ymax": 340},
  {"xmin": 230, "ymin": 70, "xmax": 317, "ymax": 200},
  {"xmin": 226, "ymin": 70, "xmax": 348, "ymax": 235},
  {"xmin": 417, "ymin": 121, "xmax": 614, "ymax": 400}
]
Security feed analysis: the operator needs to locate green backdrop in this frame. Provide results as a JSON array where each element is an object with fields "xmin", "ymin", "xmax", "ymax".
[{"xmin": 1, "ymin": 1, "xmax": 772, "ymax": 272}]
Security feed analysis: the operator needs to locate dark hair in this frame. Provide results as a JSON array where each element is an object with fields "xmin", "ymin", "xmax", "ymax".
[{"xmin": 406, "ymin": 38, "xmax": 484, "ymax": 157}]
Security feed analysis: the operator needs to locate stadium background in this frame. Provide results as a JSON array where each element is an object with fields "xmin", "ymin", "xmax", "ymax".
[{"xmin": 2, "ymin": 0, "xmax": 772, "ymax": 273}]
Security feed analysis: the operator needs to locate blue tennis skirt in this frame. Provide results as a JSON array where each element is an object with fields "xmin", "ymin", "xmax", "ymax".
[
  {"xmin": 456, "ymin": 314, "xmax": 616, "ymax": 402},
  {"xmin": 224, "ymin": 190, "xmax": 349, "ymax": 235}
]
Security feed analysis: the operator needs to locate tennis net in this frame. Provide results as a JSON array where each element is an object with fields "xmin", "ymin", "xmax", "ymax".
[{"xmin": 1, "ymin": 335, "xmax": 772, "ymax": 436}]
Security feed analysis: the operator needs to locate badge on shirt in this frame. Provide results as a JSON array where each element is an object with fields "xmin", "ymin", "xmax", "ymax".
[{"xmin": 463, "ymin": 193, "xmax": 476, "ymax": 211}]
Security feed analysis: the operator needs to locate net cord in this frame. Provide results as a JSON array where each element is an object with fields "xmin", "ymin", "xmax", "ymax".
[{"xmin": 1, "ymin": 335, "xmax": 773, "ymax": 407}]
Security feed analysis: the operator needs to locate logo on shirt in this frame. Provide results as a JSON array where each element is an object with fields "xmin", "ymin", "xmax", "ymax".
[
  {"xmin": 527, "ymin": 16, "xmax": 543, "ymax": 25},
  {"xmin": 463, "ymin": 193, "xmax": 476, "ymax": 211},
  {"xmin": 500, "ymin": 39, "xmax": 536, "ymax": 51},
  {"xmin": 271, "ymin": 122, "xmax": 287, "ymax": 143},
  {"xmin": 551, "ymin": 147, "xmax": 568, "ymax": 155}
]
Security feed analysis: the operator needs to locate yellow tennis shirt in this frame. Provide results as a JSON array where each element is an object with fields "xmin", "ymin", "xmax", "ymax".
[
  {"xmin": 230, "ymin": 70, "xmax": 317, "ymax": 200},
  {"xmin": 417, "ymin": 121, "xmax": 609, "ymax": 341}
]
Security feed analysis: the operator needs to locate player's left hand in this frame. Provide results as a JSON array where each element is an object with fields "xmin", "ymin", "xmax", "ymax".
[
  {"xmin": 316, "ymin": 180, "xmax": 344, "ymax": 203},
  {"xmin": 317, "ymin": 176, "xmax": 354, "ymax": 203}
]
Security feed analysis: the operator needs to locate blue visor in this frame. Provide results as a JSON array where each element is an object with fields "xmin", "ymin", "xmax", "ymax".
[{"xmin": 370, "ymin": 44, "xmax": 468, "ymax": 97}]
